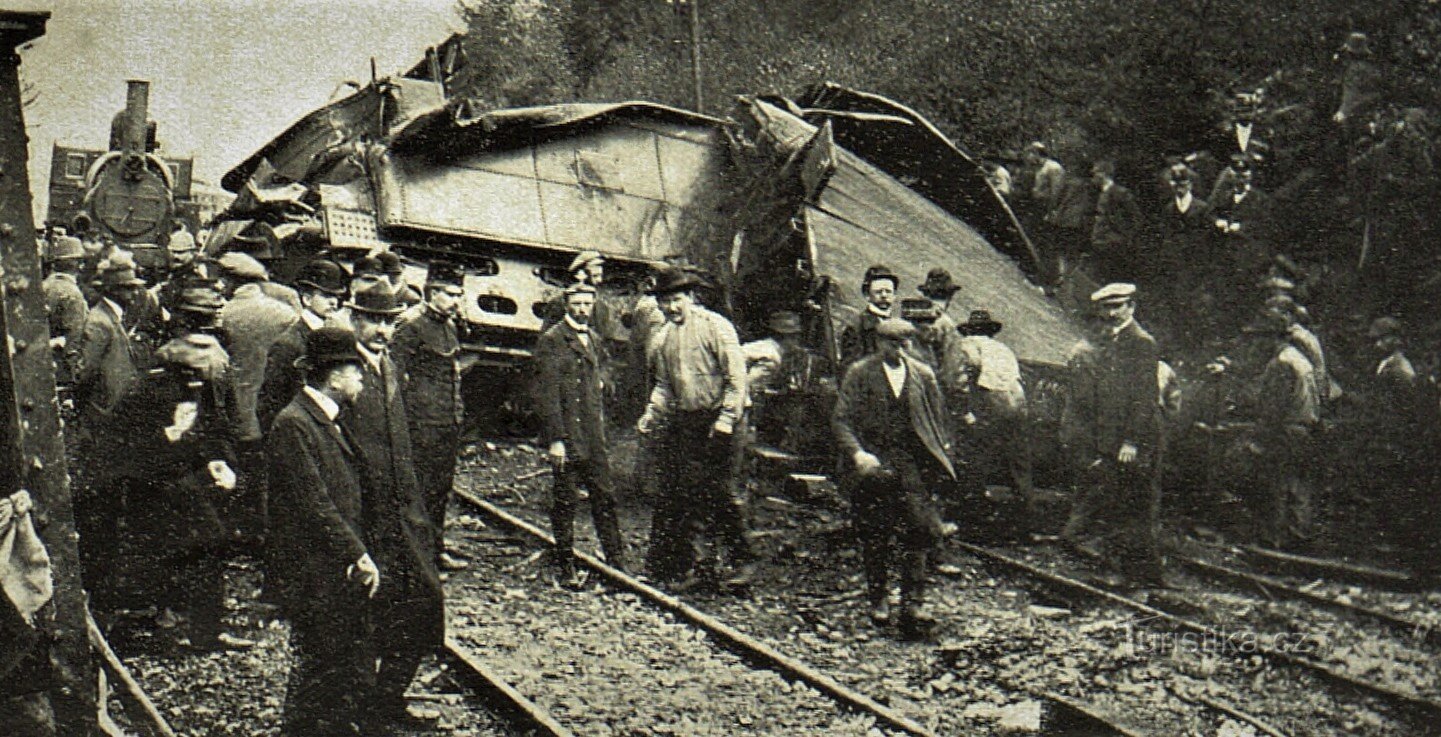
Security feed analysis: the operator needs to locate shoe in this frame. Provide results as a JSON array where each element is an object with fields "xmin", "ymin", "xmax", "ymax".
[
  {"xmin": 868, "ymin": 599, "xmax": 891, "ymax": 626},
  {"xmin": 670, "ymin": 572, "xmax": 710, "ymax": 594},
  {"xmin": 896, "ymin": 606, "xmax": 937, "ymax": 641},
  {"xmin": 720, "ymin": 562, "xmax": 756, "ymax": 591},
  {"xmin": 189, "ymin": 632, "xmax": 258, "ymax": 652},
  {"xmin": 557, "ymin": 568, "xmax": 589, "ymax": 591},
  {"xmin": 438, "ymin": 552, "xmax": 470, "ymax": 571},
  {"xmin": 375, "ymin": 705, "xmax": 440, "ymax": 733}
]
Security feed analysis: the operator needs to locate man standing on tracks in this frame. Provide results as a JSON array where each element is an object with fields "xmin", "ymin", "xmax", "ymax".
[
  {"xmin": 839, "ymin": 264, "xmax": 899, "ymax": 369},
  {"xmin": 1243, "ymin": 309, "xmax": 1320, "ymax": 552},
  {"xmin": 393, "ymin": 261, "xmax": 470, "ymax": 572},
  {"xmin": 267, "ymin": 327, "xmax": 378, "ymax": 737},
  {"xmin": 637, "ymin": 267, "xmax": 754, "ymax": 591},
  {"xmin": 1060, "ymin": 283, "xmax": 1167, "ymax": 588},
  {"xmin": 832, "ymin": 318, "xmax": 953, "ymax": 639},
  {"xmin": 338, "ymin": 283, "xmax": 444, "ymax": 731},
  {"xmin": 536, "ymin": 282, "xmax": 629, "ymax": 587}
]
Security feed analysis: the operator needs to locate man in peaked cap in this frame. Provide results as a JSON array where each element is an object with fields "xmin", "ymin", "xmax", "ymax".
[
  {"xmin": 535, "ymin": 281, "xmax": 628, "ymax": 588},
  {"xmin": 638, "ymin": 266, "xmax": 754, "ymax": 592},
  {"xmin": 44, "ymin": 235, "xmax": 89, "ymax": 385},
  {"xmin": 1061, "ymin": 283, "xmax": 1167, "ymax": 587},
  {"xmin": 392, "ymin": 261, "xmax": 470, "ymax": 572},
  {"xmin": 569, "ymin": 250, "xmax": 605, "ymax": 283},
  {"xmin": 338, "ymin": 283, "xmax": 443, "ymax": 730},
  {"xmin": 259, "ymin": 259, "xmax": 346, "ymax": 433},
  {"xmin": 266, "ymin": 326, "xmax": 378, "ymax": 736},
  {"xmin": 833, "ymin": 317, "xmax": 953, "ymax": 639},
  {"xmin": 840, "ymin": 264, "xmax": 899, "ymax": 368},
  {"xmin": 1241, "ymin": 308, "xmax": 1319, "ymax": 551}
]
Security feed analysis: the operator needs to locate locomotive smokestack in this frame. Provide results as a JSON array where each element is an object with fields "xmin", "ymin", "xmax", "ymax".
[{"xmin": 122, "ymin": 79, "xmax": 149, "ymax": 155}]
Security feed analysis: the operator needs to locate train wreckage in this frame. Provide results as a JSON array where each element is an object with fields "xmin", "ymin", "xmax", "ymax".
[{"xmin": 212, "ymin": 70, "xmax": 1081, "ymax": 398}]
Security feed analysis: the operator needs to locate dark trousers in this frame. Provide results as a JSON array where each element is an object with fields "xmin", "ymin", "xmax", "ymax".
[
  {"xmin": 371, "ymin": 541, "xmax": 444, "ymax": 717},
  {"xmin": 155, "ymin": 546, "xmax": 227, "ymax": 645},
  {"xmin": 1249, "ymin": 425, "xmax": 1314, "ymax": 550},
  {"xmin": 551, "ymin": 456, "xmax": 626, "ymax": 569},
  {"xmin": 411, "ymin": 423, "xmax": 462, "ymax": 553},
  {"xmin": 848, "ymin": 450, "xmax": 944, "ymax": 603},
  {"xmin": 284, "ymin": 606, "xmax": 375, "ymax": 737},
  {"xmin": 1063, "ymin": 455, "xmax": 1164, "ymax": 582},
  {"xmin": 645, "ymin": 411, "xmax": 753, "ymax": 580}
]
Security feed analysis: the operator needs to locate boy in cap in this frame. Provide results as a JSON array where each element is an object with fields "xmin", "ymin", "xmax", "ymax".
[
  {"xmin": 1061, "ymin": 283, "xmax": 1167, "ymax": 587},
  {"xmin": 833, "ymin": 318, "xmax": 954, "ymax": 638},
  {"xmin": 392, "ymin": 262, "xmax": 470, "ymax": 571}
]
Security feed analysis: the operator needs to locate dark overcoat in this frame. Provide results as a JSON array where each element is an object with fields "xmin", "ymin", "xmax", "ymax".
[
  {"xmin": 534, "ymin": 320, "xmax": 607, "ymax": 462},
  {"xmin": 839, "ymin": 310, "xmax": 884, "ymax": 369},
  {"xmin": 266, "ymin": 391, "xmax": 369, "ymax": 619},
  {"xmin": 392, "ymin": 305, "xmax": 463, "ymax": 430},
  {"xmin": 832, "ymin": 353, "xmax": 957, "ymax": 479},
  {"xmin": 1072, "ymin": 321, "xmax": 1162, "ymax": 464},
  {"xmin": 257, "ymin": 319, "xmax": 310, "ymax": 436},
  {"xmin": 74, "ymin": 300, "xmax": 138, "ymax": 423}
]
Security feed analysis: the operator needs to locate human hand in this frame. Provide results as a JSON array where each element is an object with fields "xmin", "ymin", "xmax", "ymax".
[
  {"xmin": 853, "ymin": 450, "xmax": 882, "ymax": 475},
  {"xmin": 1118, "ymin": 442, "xmax": 1138, "ymax": 464},
  {"xmin": 711, "ymin": 417, "xmax": 733, "ymax": 437},
  {"xmin": 637, "ymin": 412, "xmax": 656, "ymax": 435},
  {"xmin": 548, "ymin": 441, "xmax": 566, "ymax": 467},
  {"xmin": 208, "ymin": 460, "xmax": 237, "ymax": 490},
  {"xmin": 348, "ymin": 553, "xmax": 380, "ymax": 598}
]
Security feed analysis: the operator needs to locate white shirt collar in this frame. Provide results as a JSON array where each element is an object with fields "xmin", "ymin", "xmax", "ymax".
[
  {"xmin": 867, "ymin": 303, "xmax": 891, "ymax": 319},
  {"xmin": 564, "ymin": 314, "xmax": 590, "ymax": 334},
  {"xmin": 882, "ymin": 359, "xmax": 907, "ymax": 398},
  {"xmin": 1110, "ymin": 316, "xmax": 1135, "ymax": 337},
  {"xmin": 356, "ymin": 343, "xmax": 384, "ymax": 374},
  {"xmin": 1175, "ymin": 191, "xmax": 1194, "ymax": 213},
  {"xmin": 103, "ymin": 297, "xmax": 125, "ymax": 323},
  {"xmin": 1234, "ymin": 185, "xmax": 1250, "ymax": 204},
  {"xmin": 302, "ymin": 385, "xmax": 341, "ymax": 421},
  {"xmin": 300, "ymin": 309, "xmax": 325, "ymax": 330}
]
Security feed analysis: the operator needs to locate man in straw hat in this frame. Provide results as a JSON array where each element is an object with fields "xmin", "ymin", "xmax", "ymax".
[
  {"xmin": 833, "ymin": 317, "xmax": 954, "ymax": 639},
  {"xmin": 535, "ymin": 282, "xmax": 629, "ymax": 588},
  {"xmin": 267, "ymin": 327, "xmax": 378, "ymax": 736},
  {"xmin": 337, "ymin": 283, "xmax": 443, "ymax": 731},
  {"xmin": 392, "ymin": 261, "xmax": 470, "ymax": 572},
  {"xmin": 1060, "ymin": 283, "xmax": 1168, "ymax": 587},
  {"xmin": 638, "ymin": 266, "xmax": 754, "ymax": 592}
]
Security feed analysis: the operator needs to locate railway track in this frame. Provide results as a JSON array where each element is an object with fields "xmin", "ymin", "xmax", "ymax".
[
  {"xmin": 959, "ymin": 541, "xmax": 1440, "ymax": 735},
  {"xmin": 449, "ymin": 486, "xmax": 1145, "ymax": 736}
]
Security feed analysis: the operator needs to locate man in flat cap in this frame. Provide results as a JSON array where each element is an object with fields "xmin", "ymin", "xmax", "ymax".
[
  {"xmin": 638, "ymin": 267, "xmax": 754, "ymax": 591},
  {"xmin": 1061, "ymin": 283, "xmax": 1167, "ymax": 587},
  {"xmin": 339, "ymin": 283, "xmax": 443, "ymax": 730},
  {"xmin": 833, "ymin": 318, "xmax": 953, "ymax": 639},
  {"xmin": 1241, "ymin": 309, "xmax": 1319, "ymax": 551},
  {"xmin": 392, "ymin": 262, "xmax": 470, "ymax": 572},
  {"xmin": 536, "ymin": 282, "xmax": 628, "ymax": 587},
  {"xmin": 1089, "ymin": 160, "xmax": 1143, "ymax": 283},
  {"xmin": 43, "ymin": 235, "xmax": 88, "ymax": 386},
  {"xmin": 267, "ymin": 327, "xmax": 377, "ymax": 736},
  {"xmin": 840, "ymin": 264, "xmax": 899, "ymax": 369}
]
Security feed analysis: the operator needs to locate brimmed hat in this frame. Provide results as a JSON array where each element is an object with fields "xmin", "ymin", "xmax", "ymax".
[
  {"xmin": 48, "ymin": 235, "xmax": 84, "ymax": 261},
  {"xmin": 918, "ymin": 268, "xmax": 961, "ymax": 300},
  {"xmin": 1026, "ymin": 141, "xmax": 1049, "ymax": 157},
  {"xmin": 218, "ymin": 252, "xmax": 268, "ymax": 282},
  {"xmin": 861, "ymin": 264, "xmax": 898, "ymax": 294},
  {"xmin": 648, "ymin": 266, "xmax": 702, "ymax": 296},
  {"xmin": 568, "ymin": 250, "xmax": 604, "ymax": 273},
  {"xmin": 425, "ymin": 261, "xmax": 464, "ymax": 288},
  {"xmin": 299, "ymin": 327, "xmax": 361, "ymax": 371},
  {"xmin": 875, "ymin": 318, "xmax": 917, "ymax": 340},
  {"xmin": 95, "ymin": 263, "xmax": 145, "ymax": 290},
  {"xmin": 1342, "ymin": 31, "xmax": 1371, "ymax": 56},
  {"xmin": 346, "ymin": 281, "xmax": 404, "ymax": 316},
  {"xmin": 1368, "ymin": 316, "xmax": 1403, "ymax": 339},
  {"xmin": 899, "ymin": 298, "xmax": 940, "ymax": 323},
  {"xmin": 767, "ymin": 310, "xmax": 802, "ymax": 335},
  {"xmin": 295, "ymin": 259, "xmax": 347, "ymax": 295},
  {"xmin": 352, "ymin": 256, "xmax": 385, "ymax": 279},
  {"xmin": 957, "ymin": 309, "xmax": 1003, "ymax": 336},
  {"xmin": 1090, "ymin": 282, "xmax": 1136, "ymax": 305},
  {"xmin": 176, "ymin": 283, "xmax": 226, "ymax": 315},
  {"xmin": 563, "ymin": 282, "xmax": 597, "ymax": 299},
  {"xmin": 376, "ymin": 250, "xmax": 404, "ymax": 277}
]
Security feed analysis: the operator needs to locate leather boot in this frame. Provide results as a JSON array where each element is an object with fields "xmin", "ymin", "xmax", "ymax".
[{"xmin": 897, "ymin": 551, "xmax": 937, "ymax": 640}]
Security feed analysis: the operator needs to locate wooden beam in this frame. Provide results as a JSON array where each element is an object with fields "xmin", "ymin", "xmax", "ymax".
[{"xmin": 0, "ymin": 11, "xmax": 100, "ymax": 735}]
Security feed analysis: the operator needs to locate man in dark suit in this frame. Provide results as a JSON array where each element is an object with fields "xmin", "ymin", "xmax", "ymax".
[
  {"xmin": 535, "ymin": 283, "xmax": 628, "ymax": 588},
  {"xmin": 833, "ymin": 318, "xmax": 955, "ymax": 639},
  {"xmin": 1061, "ymin": 283, "xmax": 1167, "ymax": 587},
  {"xmin": 267, "ymin": 327, "xmax": 378, "ymax": 737},
  {"xmin": 340, "ymin": 283, "xmax": 444, "ymax": 731},
  {"xmin": 258, "ymin": 259, "xmax": 346, "ymax": 433},
  {"xmin": 839, "ymin": 264, "xmax": 898, "ymax": 369},
  {"xmin": 393, "ymin": 262, "xmax": 470, "ymax": 571},
  {"xmin": 1089, "ymin": 160, "xmax": 1143, "ymax": 283}
]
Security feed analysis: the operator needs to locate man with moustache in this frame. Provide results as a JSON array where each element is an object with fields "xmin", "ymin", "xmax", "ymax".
[
  {"xmin": 839, "ymin": 264, "xmax": 899, "ymax": 369},
  {"xmin": 339, "ymin": 283, "xmax": 443, "ymax": 730},
  {"xmin": 267, "ymin": 327, "xmax": 378, "ymax": 737},
  {"xmin": 259, "ymin": 258, "xmax": 348, "ymax": 433}
]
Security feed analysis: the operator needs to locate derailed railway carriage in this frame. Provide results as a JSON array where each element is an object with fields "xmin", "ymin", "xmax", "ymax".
[{"xmin": 212, "ymin": 63, "xmax": 1079, "ymax": 456}]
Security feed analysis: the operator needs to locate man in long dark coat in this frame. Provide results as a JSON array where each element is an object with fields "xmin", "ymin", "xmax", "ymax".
[
  {"xmin": 392, "ymin": 262, "xmax": 469, "ymax": 572},
  {"xmin": 1061, "ymin": 283, "xmax": 1167, "ymax": 587},
  {"xmin": 833, "ymin": 318, "xmax": 954, "ymax": 639},
  {"xmin": 535, "ymin": 283, "xmax": 628, "ymax": 587},
  {"xmin": 258, "ymin": 259, "xmax": 347, "ymax": 433},
  {"xmin": 340, "ymin": 283, "xmax": 444, "ymax": 730},
  {"xmin": 267, "ymin": 327, "xmax": 378, "ymax": 737}
]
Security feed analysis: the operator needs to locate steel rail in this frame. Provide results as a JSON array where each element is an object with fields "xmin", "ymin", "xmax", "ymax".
[
  {"xmin": 455, "ymin": 488, "xmax": 942, "ymax": 737},
  {"xmin": 1240, "ymin": 545, "xmax": 1415, "ymax": 588},
  {"xmin": 457, "ymin": 487, "xmax": 1150, "ymax": 737},
  {"xmin": 956, "ymin": 542, "xmax": 1441, "ymax": 726},
  {"xmin": 442, "ymin": 637, "xmax": 577, "ymax": 737},
  {"xmin": 1172, "ymin": 553, "xmax": 1440, "ymax": 647}
]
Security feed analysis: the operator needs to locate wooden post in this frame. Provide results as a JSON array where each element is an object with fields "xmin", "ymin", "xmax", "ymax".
[
  {"xmin": 688, "ymin": 0, "xmax": 703, "ymax": 113},
  {"xmin": 0, "ymin": 10, "xmax": 100, "ymax": 735}
]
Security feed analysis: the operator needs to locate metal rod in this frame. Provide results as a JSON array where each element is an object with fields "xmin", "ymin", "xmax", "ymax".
[
  {"xmin": 87, "ymin": 612, "xmax": 177, "ymax": 737},
  {"xmin": 688, "ymin": 0, "xmax": 703, "ymax": 112},
  {"xmin": 441, "ymin": 639, "xmax": 576, "ymax": 737}
]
